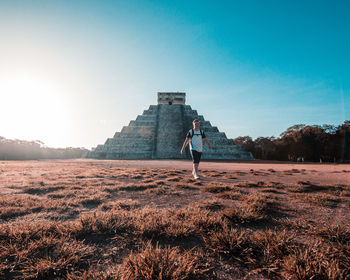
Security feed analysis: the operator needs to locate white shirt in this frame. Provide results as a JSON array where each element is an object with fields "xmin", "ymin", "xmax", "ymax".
[{"xmin": 189, "ymin": 129, "xmax": 203, "ymax": 152}]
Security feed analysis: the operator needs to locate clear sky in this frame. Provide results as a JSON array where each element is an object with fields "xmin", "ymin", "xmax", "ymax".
[{"xmin": 0, "ymin": 0, "xmax": 349, "ymax": 148}]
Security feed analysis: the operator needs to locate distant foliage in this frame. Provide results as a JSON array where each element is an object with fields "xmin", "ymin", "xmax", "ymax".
[
  {"xmin": 234, "ymin": 121, "xmax": 350, "ymax": 162},
  {"xmin": 0, "ymin": 137, "xmax": 88, "ymax": 160}
]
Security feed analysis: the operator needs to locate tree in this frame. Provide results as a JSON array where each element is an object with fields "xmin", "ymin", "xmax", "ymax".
[
  {"xmin": 233, "ymin": 136, "xmax": 255, "ymax": 154},
  {"xmin": 280, "ymin": 124, "xmax": 306, "ymax": 138},
  {"xmin": 254, "ymin": 137, "xmax": 276, "ymax": 160}
]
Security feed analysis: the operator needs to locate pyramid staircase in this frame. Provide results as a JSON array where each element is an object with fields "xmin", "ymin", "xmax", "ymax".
[{"xmin": 90, "ymin": 93, "xmax": 253, "ymax": 160}]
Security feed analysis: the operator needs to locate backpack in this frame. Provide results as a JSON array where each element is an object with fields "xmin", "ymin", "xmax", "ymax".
[{"xmin": 189, "ymin": 129, "xmax": 204, "ymax": 138}]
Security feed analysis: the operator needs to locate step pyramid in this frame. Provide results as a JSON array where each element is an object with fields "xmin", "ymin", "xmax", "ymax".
[{"xmin": 90, "ymin": 92, "xmax": 253, "ymax": 160}]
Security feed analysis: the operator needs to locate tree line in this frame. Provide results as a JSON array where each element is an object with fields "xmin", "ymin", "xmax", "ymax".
[
  {"xmin": 1, "ymin": 120, "xmax": 349, "ymax": 162},
  {"xmin": 0, "ymin": 137, "xmax": 89, "ymax": 160},
  {"xmin": 234, "ymin": 121, "xmax": 350, "ymax": 163}
]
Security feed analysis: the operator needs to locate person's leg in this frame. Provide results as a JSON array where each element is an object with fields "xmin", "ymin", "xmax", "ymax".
[
  {"xmin": 194, "ymin": 163, "xmax": 199, "ymax": 174},
  {"xmin": 190, "ymin": 150, "xmax": 196, "ymax": 176},
  {"xmin": 190, "ymin": 150, "xmax": 200, "ymax": 178},
  {"xmin": 192, "ymin": 163, "xmax": 199, "ymax": 179},
  {"xmin": 195, "ymin": 152, "xmax": 202, "ymax": 177}
]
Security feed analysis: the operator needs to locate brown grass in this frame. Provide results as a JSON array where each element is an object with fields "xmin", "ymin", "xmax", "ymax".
[
  {"xmin": 289, "ymin": 181, "xmax": 342, "ymax": 193},
  {"xmin": 118, "ymin": 241, "xmax": 209, "ymax": 280},
  {"xmin": 0, "ymin": 160, "xmax": 349, "ymax": 279},
  {"xmin": 0, "ymin": 222, "xmax": 95, "ymax": 279},
  {"xmin": 173, "ymin": 183, "xmax": 198, "ymax": 190},
  {"xmin": 217, "ymin": 189, "xmax": 246, "ymax": 200},
  {"xmin": 202, "ymin": 183, "xmax": 232, "ymax": 193},
  {"xmin": 0, "ymin": 195, "xmax": 44, "ymax": 220},
  {"xmin": 283, "ymin": 242, "xmax": 350, "ymax": 279},
  {"xmin": 204, "ymin": 226, "xmax": 296, "ymax": 276},
  {"xmin": 291, "ymin": 192, "xmax": 342, "ymax": 207},
  {"xmin": 119, "ymin": 182, "xmax": 158, "ymax": 192},
  {"xmin": 99, "ymin": 200, "xmax": 140, "ymax": 211},
  {"xmin": 234, "ymin": 181, "xmax": 265, "ymax": 188},
  {"xmin": 195, "ymin": 199, "xmax": 226, "ymax": 212},
  {"xmin": 282, "ymin": 219, "xmax": 350, "ymax": 245}
]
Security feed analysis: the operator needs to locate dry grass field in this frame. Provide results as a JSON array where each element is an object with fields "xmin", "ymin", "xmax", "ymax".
[{"xmin": 0, "ymin": 159, "xmax": 349, "ymax": 279}]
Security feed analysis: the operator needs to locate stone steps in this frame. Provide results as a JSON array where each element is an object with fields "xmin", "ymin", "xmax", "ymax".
[
  {"xmin": 120, "ymin": 126, "xmax": 155, "ymax": 135},
  {"xmin": 105, "ymin": 152, "xmax": 152, "ymax": 159},
  {"xmin": 108, "ymin": 146, "xmax": 152, "ymax": 152},
  {"xmin": 154, "ymin": 104, "xmax": 184, "ymax": 158},
  {"xmin": 202, "ymin": 126, "xmax": 219, "ymax": 133},
  {"xmin": 136, "ymin": 115, "xmax": 157, "ymax": 121},
  {"xmin": 203, "ymin": 152, "xmax": 252, "ymax": 159},
  {"xmin": 115, "ymin": 133, "xmax": 155, "ymax": 138},
  {"xmin": 129, "ymin": 120, "xmax": 156, "ymax": 127},
  {"xmin": 106, "ymin": 141, "xmax": 153, "ymax": 148},
  {"xmin": 204, "ymin": 138, "xmax": 236, "ymax": 146},
  {"xmin": 202, "ymin": 131, "xmax": 227, "ymax": 139}
]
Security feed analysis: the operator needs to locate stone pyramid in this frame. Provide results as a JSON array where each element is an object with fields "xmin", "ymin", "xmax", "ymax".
[{"xmin": 90, "ymin": 92, "xmax": 253, "ymax": 160}]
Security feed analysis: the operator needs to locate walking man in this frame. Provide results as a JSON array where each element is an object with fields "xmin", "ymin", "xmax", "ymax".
[{"xmin": 181, "ymin": 119, "xmax": 212, "ymax": 179}]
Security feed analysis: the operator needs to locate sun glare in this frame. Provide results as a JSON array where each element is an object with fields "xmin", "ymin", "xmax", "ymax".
[{"xmin": 0, "ymin": 74, "xmax": 70, "ymax": 147}]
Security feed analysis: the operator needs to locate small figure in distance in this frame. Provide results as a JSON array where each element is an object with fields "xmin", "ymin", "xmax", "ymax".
[{"xmin": 180, "ymin": 119, "xmax": 213, "ymax": 179}]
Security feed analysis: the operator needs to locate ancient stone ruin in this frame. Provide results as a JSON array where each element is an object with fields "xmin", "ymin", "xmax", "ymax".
[{"xmin": 90, "ymin": 92, "xmax": 253, "ymax": 160}]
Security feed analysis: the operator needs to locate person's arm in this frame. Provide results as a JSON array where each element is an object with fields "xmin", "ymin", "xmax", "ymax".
[
  {"xmin": 203, "ymin": 138, "xmax": 212, "ymax": 149},
  {"xmin": 181, "ymin": 138, "xmax": 190, "ymax": 154},
  {"xmin": 201, "ymin": 131, "xmax": 212, "ymax": 149}
]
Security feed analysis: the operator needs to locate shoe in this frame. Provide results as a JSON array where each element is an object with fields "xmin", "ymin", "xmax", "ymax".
[{"xmin": 194, "ymin": 174, "xmax": 200, "ymax": 179}]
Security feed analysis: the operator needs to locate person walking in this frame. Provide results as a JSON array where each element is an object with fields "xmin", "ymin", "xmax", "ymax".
[{"xmin": 181, "ymin": 119, "xmax": 212, "ymax": 179}]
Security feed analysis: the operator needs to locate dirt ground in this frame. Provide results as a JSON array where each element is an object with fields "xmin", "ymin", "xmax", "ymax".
[
  {"xmin": 78, "ymin": 159, "xmax": 350, "ymax": 185},
  {"xmin": 1, "ymin": 159, "xmax": 349, "ymax": 226},
  {"xmin": 0, "ymin": 159, "xmax": 349, "ymax": 279}
]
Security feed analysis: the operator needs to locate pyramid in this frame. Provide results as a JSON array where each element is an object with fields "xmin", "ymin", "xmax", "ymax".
[{"xmin": 90, "ymin": 92, "xmax": 253, "ymax": 160}]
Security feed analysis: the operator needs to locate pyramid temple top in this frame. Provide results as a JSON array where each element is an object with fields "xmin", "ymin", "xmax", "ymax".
[{"xmin": 157, "ymin": 92, "xmax": 186, "ymax": 105}]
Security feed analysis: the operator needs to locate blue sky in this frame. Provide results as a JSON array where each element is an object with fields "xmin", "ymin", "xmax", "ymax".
[{"xmin": 0, "ymin": 0, "xmax": 349, "ymax": 148}]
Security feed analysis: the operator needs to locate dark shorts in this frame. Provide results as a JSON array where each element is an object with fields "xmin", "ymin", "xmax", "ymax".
[{"xmin": 190, "ymin": 150, "xmax": 202, "ymax": 164}]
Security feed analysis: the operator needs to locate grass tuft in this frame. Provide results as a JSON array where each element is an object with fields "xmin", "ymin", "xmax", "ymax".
[{"xmin": 119, "ymin": 241, "xmax": 207, "ymax": 280}]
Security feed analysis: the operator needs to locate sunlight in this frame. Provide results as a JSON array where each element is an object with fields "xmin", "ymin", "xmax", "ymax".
[{"xmin": 0, "ymin": 73, "xmax": 71, "ymax": 146}]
